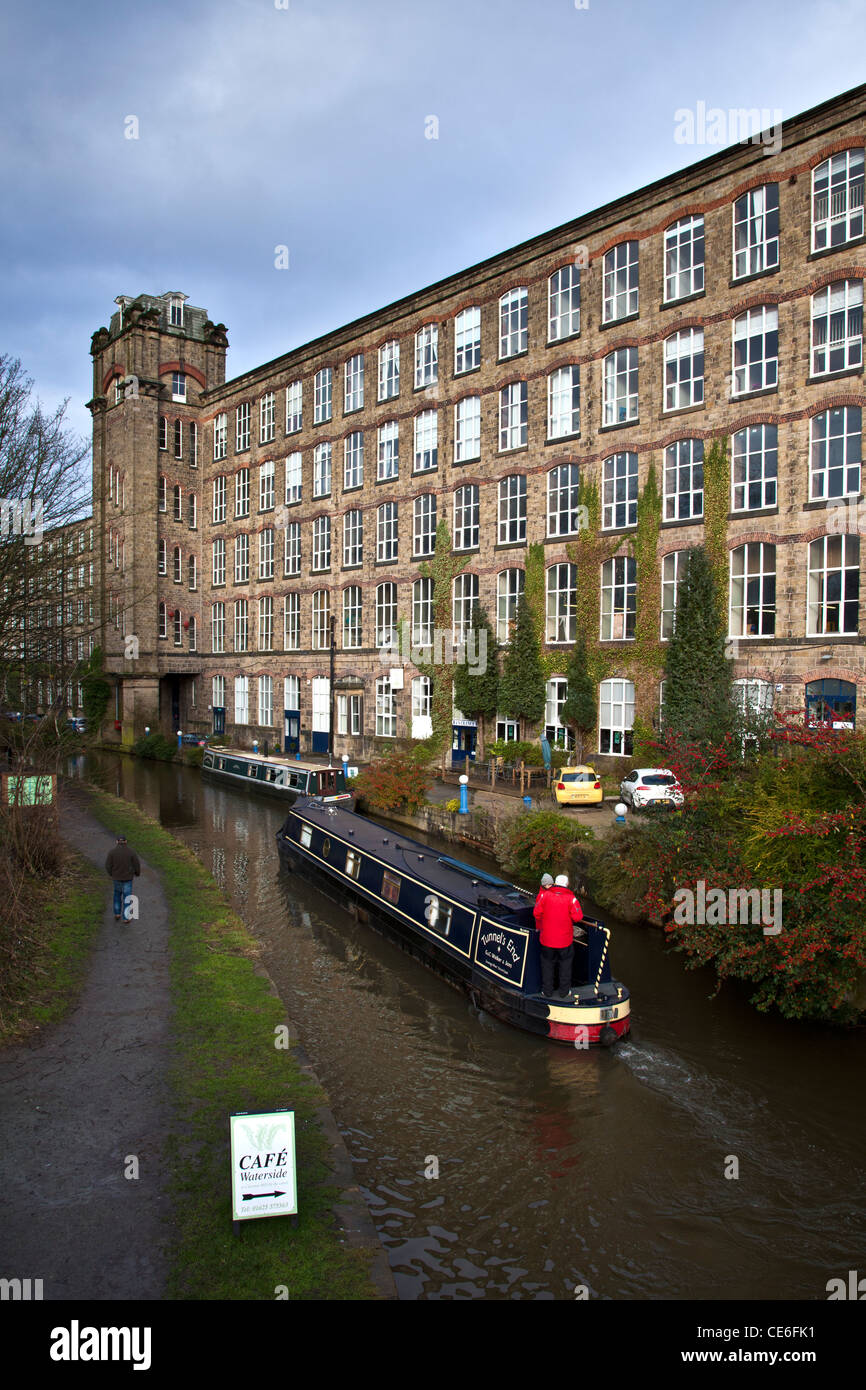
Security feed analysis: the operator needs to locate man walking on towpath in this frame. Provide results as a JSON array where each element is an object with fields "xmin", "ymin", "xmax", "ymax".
[
  {"xmin": 533, "ymin": 873, "xmax": 583, "ymax": 999},
  {"xmin": 105, "ymin": 834, "xmax": 141, "ymax": 921}
]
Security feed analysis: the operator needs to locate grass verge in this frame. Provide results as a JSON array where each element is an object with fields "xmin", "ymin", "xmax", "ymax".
[
  {"xmin": 0, "ymin": 853, "xmax": 105, "ymax": 1046},
  {"xmin": 87, "ymin": 788, "xmax": 382, "ymax": 1301}
]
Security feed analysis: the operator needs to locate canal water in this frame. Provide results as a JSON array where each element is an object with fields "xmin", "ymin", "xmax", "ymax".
[{"xmin": 76, "ymin": 753, "xmax": 865, "ymax": 1301}]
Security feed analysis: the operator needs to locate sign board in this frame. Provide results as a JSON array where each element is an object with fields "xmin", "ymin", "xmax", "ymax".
[
  {"xmin": 2, "ymin": 774, "xmax": 56, "ymax": 806},
  {"xmin": 229, "ymin": 1110, "xmax": 297, "ymax": 1221},
  {"xmin": 473, "ymin": 919, "xmax": 529, "ymax": 987}
]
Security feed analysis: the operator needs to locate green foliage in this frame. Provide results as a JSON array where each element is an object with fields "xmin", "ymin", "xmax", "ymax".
[
  {"xmin": 494, "ymin": 809, "xmax": 594, "ymax": 882},
  {"xmin": 559, "ymin": 634, "xmax": 596, "ymax": 759},
  {"xmin": 444, "ymin": 797, "xmax": 461, "ymax": 814},
  {"xmin": 132, "ymin": 732, "xmax": 177, "ymax": 761},
  {"xmin": 487, "ymin": 739, "xmax": 544, "ymax": 765},
  {"xmin": 81, "ymin": 648, "xmax": 111, "ymax": 733},
  {"xmin": 452, "ymin": 603, "xmax": 499, "ymax": 720},
  {"xmin": 499, "ymin": 593, "xmax": 545, "ymax": 724},
  {"xmin": 352, "ymin": 745, "xmax": 430, "ymax": 814},
  {"xmin": 662, "ymin": 546, "xmax": 735, "ymax": 742},
  {"xmin": 416, "ymin": 521, "xmax": 468, "ymax": 765}
]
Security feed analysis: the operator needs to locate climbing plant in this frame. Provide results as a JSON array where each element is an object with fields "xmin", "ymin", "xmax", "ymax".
[
  {"xmin": 702, "ymin": 433, "xmax": 730, "ymax": 611},
  {"xmin": 415, "ymin": 520, "xmax": 468, "ymax": 769}
]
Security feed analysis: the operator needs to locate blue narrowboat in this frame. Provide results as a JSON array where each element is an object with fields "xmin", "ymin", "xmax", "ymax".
[
  {"xmin": 276, "ymin": 797, "xmax": 631, "ymax": 1046},
  {"xmin": 202, "ymin": 748, "xmax": 353, "ymax": 804}
]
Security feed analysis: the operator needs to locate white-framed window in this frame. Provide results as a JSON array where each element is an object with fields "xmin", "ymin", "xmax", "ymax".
[
  {"xmin": 498, "ymin": 474, "xmax": 526, "ymax": 545},
  {"xmin": 732, "ymin": 424, "xmax": 777, "ymax": 511},
  {"xmin": 343, "ymin": 509, "xmax": 363, "ymax": 568},
  {"xmin": 311, "ymin": 590, "xmax": 330, "ymax": 649},
  {"xmin": 159, "ymin": 416, "xmax": 168, "ymax": 451},
  {"xmin": 496, "ymin": 568, "xmax": 525, "ymax": 644},
  {"xmin": 452, "ymin": 573, "xmax": 479, "ymax": 644},
  {"xmin": 211, "ymin": 603, "xmax": 225, "ymax": 653},
  {"xmin": 732, "ymin": 306, "xmax": 778, "ymax": 395},
  {"xmin": 454, "ymin": 306, "xmax": 481, "ymax": 373},
  {"xmin": 411, "ymin": 676, "xmax": 432, "ymax": 739},
  {"xmin": 258, "ymin": 674, "xmax": 274, "ymax": 725},
  {"xmin": 544, "ymin": 677, "xmax": 574, "ymax": 751},
  {"xmin": 375, "ymin": 582, "xmax": 397, "ymax": 648},
  {"xmin": 169, "ymin": 295, "xmax": 184, "ymax": 327},
  {"xmin": 188, "ymin": 554, "xmax": 197, "ymax": 590},
  {"xmin": 377, "ymin": 420, "xmax": 399, "ymax": 480},
  {"xmin": 312, "ymin": 515, "xmax": 331, "ymax": 572},
  {"xmin": 235, "ymin": 467, "xmax": 250, "ymax": 518},
  {"xmin": 174, "ymin": 419, "xmax": 183, "ymax": 459},
  {"xmin": 603, "ymin": 347, "xmax": 639, "ymax": 425},
  {"xmin": 660, "ymin": 550, "xmax": 684, "ymax": 640},
  {"xmin": 259, "ymin": 597, "xmax": 274, "ymax": 652},
  {"xmin": 375, "ymin": 675, "xmax": 397, "ymax": 737},
  {"xmin": 258, "ymin": 526, "xmax": 275, "ymax": 579},
  {"xmin": 499, "ymin": 381, "xmax": 528, "ymax": 450},
  {"xmin": 284, "ymin": 521, "xmax": 301, "ymax": 576},
  {"xmin": 285, "ymin": 451, "xmax": 302, "ymax": 504},
  {"xmin": 173, "ymin": 484, "xmax": 183, "ymax": 522},
  {"xmin": 602, "ymin": 451, "xmax": 638, "ymax": 529},
  {"xmin": 663, "ymin": 438, "xmax": 704, "ymax": 521},
  {"xmin": 189, "ymin": 421, "xmax": 198, "ymax": 467},
  {"xmin": 344, "ymin": 353, "xmax": 364, "ymax": 412},
  {"xmin": 733, "ymin": 184, "xmax": 780, "ymax": 280},
  {"xmin": 342, "ymin": 586, "xmax": 363, "ymax": 649},
  {"xmin": 173, "ymin": 545, "xmax": 182, "ymax": 583},
  {"xmin": 212, "ymin": 475, "xmax": 226, "ymax": 524},
  {"xmin": 810, "ymin": 406, "xmax": 862, "ymax": 500},
  {"xmin": 600, "ymin": 556, "xmax": 636, "ymax": 640},
  {"xmin": 811, "ymin": 280, "xmax": 863, "ymax": 375},
  {"xmin": 454, "ymin": 396, "xmax": 481, "ymax": 461},
  {"xmin": 376, "ymin": 501, "xmax": 398, "ymax": 562},
  {"xmin": 413, "ymin": 494, "xmax": 437, "ymax": 557},
  {"xmin": 599, "ymin": 678, "xmax": 635, "ymax": 756},
  {"xmin": 547, "ymin": 463, "xmax": 581, "ymax": 537},
  {"xmin": 344, "ymin": 432, "xmax": 364, "ymax": 489},
  {"xmin": 547, "ymin": 366, "xmax": 580, "ymax": 438},
  {"xmin": 413, "ymin": 410, "xmax": 438, "ymax": 472},
  {"xmin": 415, "ymin": 324, "xmax": 438, "ymax": 388},
  {"xmin": 158, "ymin": 539, "xmax": 167, "ymax": 575},
  {"xmin": 378, "ymin": 340, "xmax": 400, "ymax": 401},
  {"xmin": 188, "ymin": 616, "xmax": 197, "ymax": 652},
  {"xmin": 313, "ymin": 442, "xmax": 332, "ymax": 497},
  {"xmin": 286, "ymin": 380, "xmax": 302, "ymax": 433},
  {"xmin": 412, "ymin": 576, "xmax": 433, "ymax": 646},
  {"xmin": 213, "ymin": 413, "xmax": 227, "ymax": 461},
  {"xmin": 284, "ymin": 592, "xmax": 300, "ymax": 650},
  {"xmin": 234, "ymin": 599, "xmax": 248, "ymax": 652},
  {"xmin": 173, "ymin": 608, "xmax": 183, "ymax": 646},
  {"xmin": 453, "ymin": 484, "xmax": 479, "ymax": 550},
  {"xmin": 603, "ymin": 241, "xmax": 639, "ymax": 321},
  {"xmin": 546, "ymin": 563, "xmax": 577, "ymax": 643},
  {"xmin": 314, "ymin": 368, "xmax": 332, "ymax": 424},
  {"xmin": 259, "ymin": 459, "xmax": 275, "ymax": 511},
  {"xmin": 234, "ymin": 532, "xmax": 249, "ymax": 583},
  {"xmin": 499, "ymin": 287, "xmax": 528, "ymax": 358},
  {"xmin": 172, "ymin": 371, "xmax": 186, "ymax": 403},
  {"xmin": 234, "ymin": 676, "xmax": 249, "ymax": 725},
  {"xmin": 187, "ymin": 492, "xmax": 197, "ymax": 529},
  {"xmin": 807, "ymin": 535, "xmax": 860, "ymax": 635},
  {"xmin": 337, "ymin": 693, "xmax": 362, "ymax": 738},
  {"xmin": 664, "ymin": 216, "xmax": 704, "ymax": 301},
  {"xmin": 729, "ymin": 543, "xmax": 776, "ymax": 638},
  {"xmin": 734, "ymin": 678, "xmax": 774, "ymax": 734},
  {"xmin": 548, "ymin": 264, "xmax": 581, "ymax": 341},
  {"xmin": 236, "ymin": 401, "xmax": 250, "ymax": 452},
  {"xmin": 213, "ymin": 675, "xmax": 225, "ymax": 711},
  {"xmin": 664, "ymin": 329, "xmax": 704, "ymax": 411},
  {"xmin": 812, "ymin": 148, "xmax": 864, "ymax": 251}
]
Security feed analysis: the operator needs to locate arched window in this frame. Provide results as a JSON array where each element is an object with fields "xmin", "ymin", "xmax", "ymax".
[{"xmin": 599, "ymin": 679, "xmax": 635, "ymax": 756}]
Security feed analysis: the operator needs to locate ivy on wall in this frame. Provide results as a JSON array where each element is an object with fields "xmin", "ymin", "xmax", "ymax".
[
  {"xmin": 414, "ymin": 520, "xmax": 468, "ymax": 764},
  {"xmin": 701, "ymin": 434, "xmax": 730, "ymax": 620}
]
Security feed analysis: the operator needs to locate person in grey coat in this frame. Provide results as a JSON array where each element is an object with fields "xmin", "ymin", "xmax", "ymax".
[{"xmin": 105, "ymin": 835, "xmax": 141, "ymax": 922}]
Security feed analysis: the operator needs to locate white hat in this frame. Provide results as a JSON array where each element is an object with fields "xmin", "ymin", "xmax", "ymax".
[
  {"xmin": 541, "ymin": 873, "xmax": 553, "ymax": 887},
  {"xmin": 555, "ymin": 874, "xmax": 569, "ymax": 887}
]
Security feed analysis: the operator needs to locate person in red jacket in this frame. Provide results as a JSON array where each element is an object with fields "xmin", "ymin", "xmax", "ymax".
[{"xmin": 533, "ymin": 873, "xmax": 583, "ymax": 999}]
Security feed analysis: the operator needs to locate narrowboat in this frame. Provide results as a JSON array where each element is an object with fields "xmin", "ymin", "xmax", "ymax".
[
  {"xmin": 202, "ymin": 747, "xmax": 353, "ymax": 804},
  {"xmin": 276, "ymin": 797, "xmax": 630, "ymax": 1046}
]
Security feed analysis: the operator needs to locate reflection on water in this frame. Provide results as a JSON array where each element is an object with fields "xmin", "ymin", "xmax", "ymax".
[{"xmin": 76, "ymin": 752, "xmax": 866, "ymax": 1300}]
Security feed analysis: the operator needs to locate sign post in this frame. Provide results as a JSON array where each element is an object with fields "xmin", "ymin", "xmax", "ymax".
[{"xmin": 229, "ymin": 1110, "xmax": 298, "ymax": 1230}]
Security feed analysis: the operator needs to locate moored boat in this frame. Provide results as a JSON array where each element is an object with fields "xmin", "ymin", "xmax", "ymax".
[
  {"xmin": 276, "ymin": 796, "xmax": 630, "ymax": 1046},
  {"xmin": 202, "ymin": 747, "xmax": 353, "ymax": 804}
]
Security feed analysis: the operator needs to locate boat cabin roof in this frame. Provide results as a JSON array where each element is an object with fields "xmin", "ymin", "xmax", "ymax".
[
  {"xmin": 289, "ymin": 796, "xmax": 534, "ymax": 919},
  {"xmin": 208, "ymin": 749, "xmax": 338, "ymax": 773}
]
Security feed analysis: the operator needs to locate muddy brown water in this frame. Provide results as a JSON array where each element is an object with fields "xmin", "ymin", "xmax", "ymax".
[{"xmin": 74, "ymin": 752, "xmax": 866, "ymax": 1301}]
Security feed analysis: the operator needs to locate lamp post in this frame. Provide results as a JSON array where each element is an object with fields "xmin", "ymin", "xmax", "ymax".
[
  {"xmin": 459, "ymin": 773, "xmax": 469, "ymax": 815},
  {"xmin": 614, "ymin": 801, "xmax": 628, "ymax": 825},
  {"xmin": 176, "ymin": 729, "xmax": 182, "ymax": 752}
]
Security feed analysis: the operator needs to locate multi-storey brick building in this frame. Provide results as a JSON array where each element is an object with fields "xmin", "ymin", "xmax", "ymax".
[{"xmin": 88, "ymin": 84, "xmax": 865, "ymax": 764}]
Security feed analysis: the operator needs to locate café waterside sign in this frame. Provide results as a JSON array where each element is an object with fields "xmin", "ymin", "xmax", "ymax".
[{"xmin": 229, "ymin": 1110, "xmax": 297, "ymax": 1222}]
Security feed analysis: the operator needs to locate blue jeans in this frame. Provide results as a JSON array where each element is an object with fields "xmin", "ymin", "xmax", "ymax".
[{"xmin": 113, "ymin": 880, "xmax": 133, "ymax": 919}]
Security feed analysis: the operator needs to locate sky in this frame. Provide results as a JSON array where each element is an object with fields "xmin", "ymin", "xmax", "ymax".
[{"xmin": 1, "ymin": 0, "xmax": 865, "ymax": 449}]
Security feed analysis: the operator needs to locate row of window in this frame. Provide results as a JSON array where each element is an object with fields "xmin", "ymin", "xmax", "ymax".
[
  {"xmin": 208, "ymin": 153, "xmax": 864, "ymax": 458},
  {"xmin": 158, "ymin": 417, "xmax": 199, "ymax": 463},
  {"xmin": 157, "ymin": 481, "xmax": 198, "ymax": 526},
  {"xmin": 204, "ymin": 534, "xmax": 861, "ymax": 654},
  {"xmin": 157, "ymin": 605, "xmax": 198, "ymax": 648}
]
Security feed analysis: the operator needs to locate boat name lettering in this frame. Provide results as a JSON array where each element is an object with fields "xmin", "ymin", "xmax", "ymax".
[{"xmin": 480, "ymin": 929, "xmax": 520, "ymax": 963}]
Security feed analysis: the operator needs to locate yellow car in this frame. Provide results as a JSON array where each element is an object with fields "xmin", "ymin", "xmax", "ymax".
[{"xmin": 554, "ymin": 766, "xmax": 604, "ymax": 807}]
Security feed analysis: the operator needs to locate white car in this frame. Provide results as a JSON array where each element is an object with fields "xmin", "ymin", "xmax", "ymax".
[{"xmin": 619, "ymin": 767, "xmax": 683, "ymax": 811}]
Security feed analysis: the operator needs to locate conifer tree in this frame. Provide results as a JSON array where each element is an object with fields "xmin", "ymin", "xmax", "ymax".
[
  {"xmin": 452, "ymin": 603, "xmax": 499, "ymax": 732},
  {"xmin": 499, "ymin": 593, "xmax": 545, "ymax": 726},
  {"xmin": 661, "ymin": 545, "xmax": 735, "ymax": 743},
  {"xmin": 560, "ymin": 634, "xmax": 596, "ymax": 761}
]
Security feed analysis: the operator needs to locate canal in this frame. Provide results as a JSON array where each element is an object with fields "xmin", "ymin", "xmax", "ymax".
[{"xmin": 77, "ymin": 752, "xmax": 865, "ymax": 1301}]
